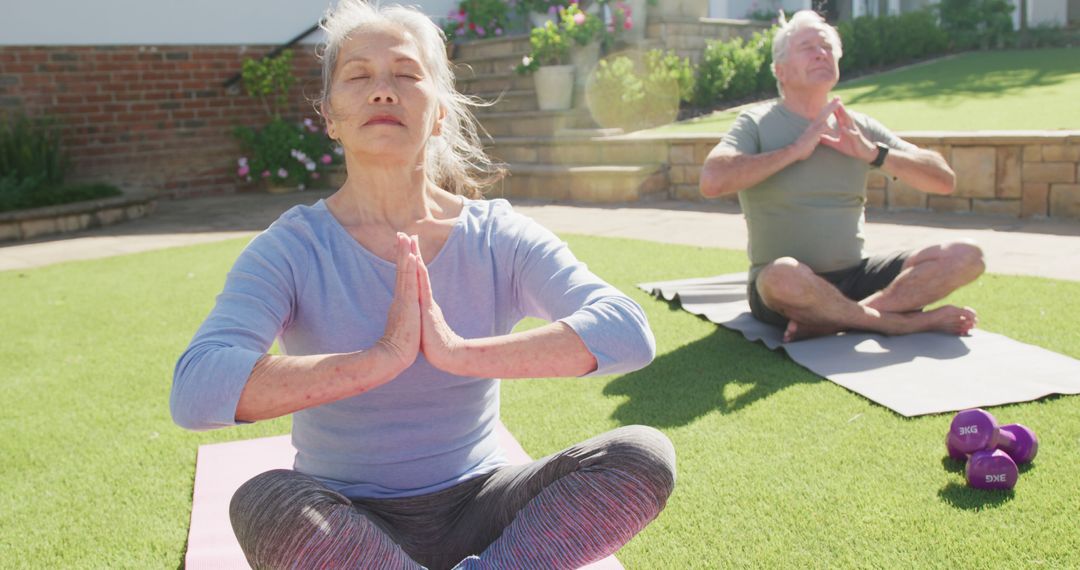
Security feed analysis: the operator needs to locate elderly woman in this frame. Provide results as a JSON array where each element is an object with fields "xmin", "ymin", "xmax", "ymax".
[{"xmin": 170, "ymin": 1, "xmax": 675, "ymax": 568}]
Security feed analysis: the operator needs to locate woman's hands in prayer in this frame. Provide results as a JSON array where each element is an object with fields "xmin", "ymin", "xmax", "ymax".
[
  {"xmin": 376, "ymin": 233, "xmax": 465, "ymax": 376},
  {"xmin": 375, "ymin": 233, "xmax": 422, "ymax": 371}
]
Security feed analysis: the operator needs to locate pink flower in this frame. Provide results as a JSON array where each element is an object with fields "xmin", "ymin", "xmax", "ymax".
[
  {"xmin": 548, "ymin": 5, "xmax": 558, "ymax": 15},
  {"xmin": 277, "ymin": 168, "xmax": 288, "ymax": 178},
  {"xmin": 321, "ymin": 154, "xmax": 332, "ymax": 164},
  {"xmin": 624, "ymin": 16, "xmax": 633, "ymax": 30},
  {"xmin": 237, "ymin": 165, "xmax": 250, "ymax": 177},
  {"xmin": 495, "ymin": 28, "xmax": 503, "ymax": 36},
  {"xmin": 261, "ymin": 170, "xmax": 271, "ymax": 178},
  {"xmin": 477, "ymin": 26, "xmax": 486, "ymax": 36},
  {"xmin": 573, "ymin": 12, "xmax": 585, "ymax": 25}
]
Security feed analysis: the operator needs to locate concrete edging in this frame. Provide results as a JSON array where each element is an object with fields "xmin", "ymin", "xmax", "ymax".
[{"xmin": 0, "ymin": 194, "xmax": 158, "ymax": 242}]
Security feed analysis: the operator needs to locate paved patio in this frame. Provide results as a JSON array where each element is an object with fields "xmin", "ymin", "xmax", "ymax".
[{"xmin": 2, "ymin": 191, "xmax": 1078, "ymax": 282}]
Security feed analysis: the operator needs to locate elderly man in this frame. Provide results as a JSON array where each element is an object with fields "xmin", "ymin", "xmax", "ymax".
[{"xmin": 700, "ymin": 10, "xmax": 984, "ymax": 343}]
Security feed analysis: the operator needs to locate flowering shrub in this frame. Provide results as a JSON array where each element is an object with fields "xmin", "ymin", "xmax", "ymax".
[
  {"xmin": 442, "ymin": 0, "xmax": 510, "ymax": 40},
  {"xmin": 233, "ymin": 51, "xmax": 340, "ymax": 191},
  {"xmin": 233, "ymin": 118, "xmax": 341, "ymax": 190},
  {"xmin": 560, "ymin": 4, "xmax": 606, "ymax": 46}
]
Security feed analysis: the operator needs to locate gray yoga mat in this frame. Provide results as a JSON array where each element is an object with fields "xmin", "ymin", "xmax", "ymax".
[{"xmin": 638, "ymin": 273, "xmax": 1080, "ymax": 417}]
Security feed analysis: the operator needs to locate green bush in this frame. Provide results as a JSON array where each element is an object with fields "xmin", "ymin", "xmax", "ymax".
[
  {"xmin": 240, "ymin": 50, "xmax": 296, "ymax": 119},
  {"xmin": 839, "ymin": 10, "xmax": 950, "ymax": 76},
  {"xmin": 0, "ymin": 181, "xmax": 121, "ymax": 213},
  {"xmin": 693, "ymin": 37, "xmax": 765, "ymax": 108},
  {"xmin": 0, "ymin": 114, "xmax": 121, "ymax": 213},
  {"xmin": 752, "ymin": 27, "xmax": 778, "ymax": 97},
  {"xmin": 937, "ymin": 0, "xmax": 1015, "ymax": 50},
  {"xmin": 586, "ymin": 49, "xmax": 692, "ymax": 131},
  {"xmin": 0, "ymin": 114, "xmax": 68, "ymax": 191}
]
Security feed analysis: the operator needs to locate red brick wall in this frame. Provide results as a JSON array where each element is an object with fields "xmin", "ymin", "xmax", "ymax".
[{"xmin": 0, "ymin": 45, "xmax": 323, "ymax": 199}]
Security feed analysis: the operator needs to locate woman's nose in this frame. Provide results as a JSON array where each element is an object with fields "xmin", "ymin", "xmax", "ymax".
[{"xmin": 369, "ymin": 78, "xmax": 397, "ymax": 104}]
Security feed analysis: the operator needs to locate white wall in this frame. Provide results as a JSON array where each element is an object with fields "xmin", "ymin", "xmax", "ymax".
[
  {"xmin": 0, "ymin": 0, "xmax": 456, "ymax": 46},
  {"xmin": 1029, "ymin": 0, "xmax": 1068, "ymax": 25},
  {"xmin": 717, "ymin": 0, "xmax": 810, "ymax": 19}
]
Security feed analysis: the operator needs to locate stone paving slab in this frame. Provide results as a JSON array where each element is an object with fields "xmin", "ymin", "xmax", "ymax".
[{"xmin": 1, "ymin": 191, "xmax": 1078, "ymax": 282}]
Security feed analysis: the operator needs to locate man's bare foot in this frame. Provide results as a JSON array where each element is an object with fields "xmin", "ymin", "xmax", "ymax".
[
  {"xmin": 910, "ymin": 305, "xmax": 978, "ymax": 335},
  {"xmin": 783, "ymin": 320, "xmax": 843, "ymax": 343}
]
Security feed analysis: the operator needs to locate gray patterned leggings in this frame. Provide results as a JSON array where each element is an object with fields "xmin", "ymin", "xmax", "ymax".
[{"xmin": 229, "ymin": 425, "xmax": 676, "ymax": 570}]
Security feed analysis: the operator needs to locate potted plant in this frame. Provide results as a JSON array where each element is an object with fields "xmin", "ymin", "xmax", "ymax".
[
  {"xmin": 601, "ymin": 0, "xmax": 658, "ymax": 43},
  {"xmin": 520, "ymin": 0, "xmax": 567, "ymax": 29},
  {"xmin": 232, "ymin": 50, "xmax": 341, "ymax": 193},
  {"xmin": 515, "ymin": 20, "xmax": 575, "ymax": 111},
  {"xmin": 560, "ymin": 3, "xmax": 607, "ymax": 86}
]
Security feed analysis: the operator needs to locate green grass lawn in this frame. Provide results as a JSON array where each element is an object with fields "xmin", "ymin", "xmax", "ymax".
[
  {"xmin": 652, "ymin": 48, "xmax": 1080, "ymax": 135},
  {"xmin": 2, "ymin": 235, "xmax": 1079, "ymax": 567}
]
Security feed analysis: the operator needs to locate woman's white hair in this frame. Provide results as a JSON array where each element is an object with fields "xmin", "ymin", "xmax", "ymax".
[
  {"xmin": 769, "ymin": 10, "xmax": 843, "ymax": 96},
  {"xmin": 316, "ymin": 0, "xmax": 503, "ymax": 197}
]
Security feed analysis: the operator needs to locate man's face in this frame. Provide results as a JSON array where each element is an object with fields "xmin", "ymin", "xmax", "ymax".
[{"xmin": 776, "ymin": 26, "xmax": 840, "ymax": 95}]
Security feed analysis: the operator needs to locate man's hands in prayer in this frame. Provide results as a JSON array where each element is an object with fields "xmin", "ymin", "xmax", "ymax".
[
  {"xmin": 792, "ymin": 98, "xmax": 877, "ymax": 163},
  {"xmin": 819, "ymin": 101, "xmax": 878, "ymax": 163}
]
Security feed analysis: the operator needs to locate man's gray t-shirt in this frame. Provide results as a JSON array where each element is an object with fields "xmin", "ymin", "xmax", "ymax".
[{"xmin": 721, "ymin": 101, "xmax": 915, "ymax": 277}]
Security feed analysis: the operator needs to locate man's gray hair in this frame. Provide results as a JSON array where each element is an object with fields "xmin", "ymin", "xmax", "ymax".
[
  {"xmin": 316, "ymin": 0, "xmax": 503, "ymax": 197},
  {"xmin": 769, "ymin": 10, "xmax": 843, "ymax": 96}
]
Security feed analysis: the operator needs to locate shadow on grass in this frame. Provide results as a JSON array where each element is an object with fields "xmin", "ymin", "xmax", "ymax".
[
  {"xmin": 603, "ymin": 319, "xmax": 822, "ymax": 428},
  {"xmin": 938, "ymin": 482, "xmax": 1015, "ymax": 510},
  {"xmin": 938, "ymin": 456, "xmax": 1032, "ymax": 510},
  {"xmin": 842, "ymin": 50, "xmax": 1078, "ymax": 106}
]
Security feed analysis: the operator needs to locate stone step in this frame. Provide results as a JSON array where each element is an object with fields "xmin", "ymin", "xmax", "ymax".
[
  {"xmin": 475, "ymin": 109, "xmax": 598, "ymax": 137},
  {"xmin": 470, "ymin": 89, "xmax": 538, "ymax": 113},
  {"xmin": 456, "ymin": 70, "xmax": 536, "ymax": 94},
  {"xmin": 452, "ymin": 51, "xmax": 529, "ymax": 77},
  {"xmin": 452, "ymin": 34, "xmax": 531, "ymax": 61},
  {"xmin": 487, "ymin": 134, "xmax": 669, "ymax": 166},
  {"xmin": 489, "ymin": 163, "xmax": 669, "ymax": 203}
]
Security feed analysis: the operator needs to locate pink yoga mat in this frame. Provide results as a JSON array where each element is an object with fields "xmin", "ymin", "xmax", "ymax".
[{"xmin": 186, "ymin": 422, "xmax": 624, "ymax": 569}]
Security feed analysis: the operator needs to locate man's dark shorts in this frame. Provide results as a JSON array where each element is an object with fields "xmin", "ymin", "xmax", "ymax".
[{"xmin": 747, "ymin": 250, "xmax": 912, "ymax": 328}]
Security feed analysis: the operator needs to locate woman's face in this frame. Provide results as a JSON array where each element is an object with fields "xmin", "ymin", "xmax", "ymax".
[{"xmin": 324, "ymin": 24, "xmax": 444, "ymax": 166}]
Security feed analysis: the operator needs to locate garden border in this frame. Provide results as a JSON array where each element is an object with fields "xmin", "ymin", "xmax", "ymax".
[{"xmin": 0, "ymin": 194, "xmax": 157, "ymax": 242}]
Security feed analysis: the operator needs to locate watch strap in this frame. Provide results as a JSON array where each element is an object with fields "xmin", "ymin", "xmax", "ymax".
[{"xmin": 870, "ymin": 142, "xmax": 889, "ymax": 168}]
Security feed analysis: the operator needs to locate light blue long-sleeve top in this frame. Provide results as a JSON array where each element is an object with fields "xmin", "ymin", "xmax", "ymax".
[{"xmin": 171, "ymin": 197, "xmax": 655, "ymax": 499}]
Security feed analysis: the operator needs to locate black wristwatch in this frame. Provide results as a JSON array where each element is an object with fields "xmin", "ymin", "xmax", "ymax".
[{"xmin": 870, "ymin": 142, "xmax": 889, "ymax": 168}]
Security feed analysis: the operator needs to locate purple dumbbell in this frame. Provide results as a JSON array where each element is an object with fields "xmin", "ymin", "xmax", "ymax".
[
  {"xmin": 965, "ymin": 449, "xmax": 1018, "ymax": 490},
  {"xmin": 946, "ymin": 408, "xmax": 1039, "ymax": 464}
]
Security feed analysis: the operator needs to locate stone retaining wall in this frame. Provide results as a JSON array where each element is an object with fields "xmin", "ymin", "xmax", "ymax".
[
  {"xmin": 663, "ymin": 131, "xmax": 1080, "ymax": 219},
  {"xmin": 645, "ymin": 16, "xmax": 771, "ymax": 64},
  {"xmin": 0, "ymin": 195, "xmax": 156, "ymax": 242}
]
